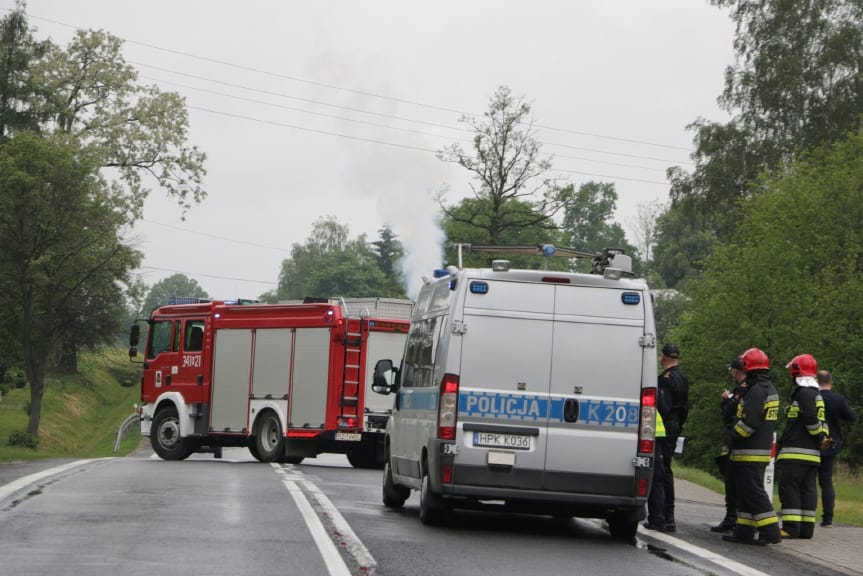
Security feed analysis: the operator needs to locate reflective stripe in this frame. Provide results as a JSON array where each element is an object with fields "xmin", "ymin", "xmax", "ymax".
[
  {"xmin": 734, "ymin": 421, "xmax": 754, "ymax": 437},
  {"xmin": 737, "ymin": 517, "xmax": 757, "ymax": 527},
  {"xmin": 754, "ymin": 515, "xmax": 779, "ymax": 527},
  {"xmin": 731, "ymin": 454, "xmax": 772, "ymax": 463},
  {"xmin": 777, "ymin": 447, "xmax": 821, "ymax": 463}
]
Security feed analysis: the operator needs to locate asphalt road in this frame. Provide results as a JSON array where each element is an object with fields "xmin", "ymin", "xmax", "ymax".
[{"xmin": 0, "ymin": 448, "xmax": 854, "ymax": 576}]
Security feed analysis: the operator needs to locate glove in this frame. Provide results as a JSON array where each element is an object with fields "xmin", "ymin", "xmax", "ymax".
[{"xmin": 818, "ymin": 436, "xmax": 836, "ymax": 451}]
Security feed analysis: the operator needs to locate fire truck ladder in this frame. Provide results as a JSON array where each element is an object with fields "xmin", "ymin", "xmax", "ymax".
[{"xmin": 339, "ymin": 317, "xmax": 363, "ymax": 429}]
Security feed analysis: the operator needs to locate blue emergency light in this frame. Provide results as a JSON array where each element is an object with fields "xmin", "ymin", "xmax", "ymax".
[
  {"xmin": 469, "ymin": 281, "xmax": 489, "ymax": 295},
  {"xmin": 541, "ymin": 244, "xmax": 556, "ymax": 257},
  {"xmin": 621, "ymin": 292, "xmax": 640, "ymax": 305}
]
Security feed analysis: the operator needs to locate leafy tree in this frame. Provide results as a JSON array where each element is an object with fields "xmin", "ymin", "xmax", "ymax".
[
  {"xmin": 276, "ymin": 217, "xmax": 401, "ymax": 300},
  {"xmin": 371, "ymin": 225, "xmax": 406, "ymax": 296},
  {"xmin": 0, "ymin": 131, "xmax": 140, "ymax": 437},
  {"xmin": 0, "ymin": 7, "xmax": 206, "ymax": 439},
  {"xmin": 655, "ymin": 0, "xmax": 863, "ymax": 288},
  {"xmin": 140, "ymin": 274, "xmax": 210, "ymax": 316},
  {"xmin": 0, "ymin": 2, "xmax": 48, "ymax": 137},
  {"xmin": 628, "ymin": 199, "xmax": 667, "ymax": 282},
  {"xmin": 558, "ymin": 181, "xmax": 639, "ymax": 274},
  {"xmin": 437, "ymin": 86, "xmax": 560, "ymax": 245},
  {"xmin": 442, "ymin": 197, "xmax": 568, "ymax": 270},
  {"xmin": 670, "ymin": 128, "xmax": 863, "ymax": 471}
]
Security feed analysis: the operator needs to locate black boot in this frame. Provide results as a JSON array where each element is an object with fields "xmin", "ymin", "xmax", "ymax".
[{"xmin": 710, "ymin": 516, "xmax": 736, "ymax": 533}]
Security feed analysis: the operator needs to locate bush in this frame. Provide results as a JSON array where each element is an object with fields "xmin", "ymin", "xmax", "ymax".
[
  {"xmin": 8, "ymin": 431, "xmax": 38, "ymax": 449},
  {"xmin": 0, "ymin": 382, "xmax": 9, "ymax": 396}
]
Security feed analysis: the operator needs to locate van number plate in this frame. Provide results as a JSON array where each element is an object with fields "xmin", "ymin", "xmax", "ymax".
[{"xmin": 474, "ymin": 432, "xmax": 530, "ymax": 450}]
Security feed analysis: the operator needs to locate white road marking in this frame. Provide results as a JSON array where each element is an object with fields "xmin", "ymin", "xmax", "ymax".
[
  {"xmin": 272, "ymin": 463, "xmax": 376, "ymax": 576},
  {"xmin": 636, "ymin": 525, "xmax": 772, "ymax": 576},
  {"xmin": 301, "ymin": 479, "xmax": 377, "ymax": 573},
  {"xmin": 0, "ymin": 459, "xmax": 104, "ymax": 502}
]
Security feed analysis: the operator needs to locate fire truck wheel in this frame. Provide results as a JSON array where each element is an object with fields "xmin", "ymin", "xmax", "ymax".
[
  {"xmin": 279, "ymin": 456, "xmax": 304, "ymax": 464},
  {"xmin": 382, "ymin": 461, "xmax": 409, "ymax": 508},
  {"xmin": 419, "ymin": 461, "xmax": 445, "ymax": 525},
  {"xmin": 254, "ymin": 410, "xmax": 284, "ymax": 463},
  {"xmin": 247, "ymin": 438, "xmax": 261, "ymax": 461},
  {"xmin": 151, "ymin": 406, "xmax": 192, "ymax": 461},
  {"xmin": 347, "ymin": 447, "xmax": 376, "ymax": 469}
]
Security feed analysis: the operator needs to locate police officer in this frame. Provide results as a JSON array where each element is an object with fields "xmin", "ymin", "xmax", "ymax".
[
  {"xmin": 816, "ymin": 369, "xmax": 857, "ymax": 527},
  {"xmin": 711, "ymin": 356, "xmax": 747, "ymax": 533},
  {"xmin": 658, "ymin": 343, "xmax": 690, "ymax": 532},
  {"xmin": 644, "ymin": 391, "xmax": 669, "ymax": 531},
  {"xmin": 722, "ymin": 347, "xmax": 782, "ymax": 545},
  {"xmin": 777, "ymin": 354, "xmax": 830, "ymax": 539}
]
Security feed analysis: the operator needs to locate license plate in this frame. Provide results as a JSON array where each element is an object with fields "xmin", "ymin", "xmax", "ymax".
[
  {"xmin": 335, "ymin": 432, "xmax": 362, "ymax": 441},
  {"xmin": 473, "ymin": 431, "xmax": 530, "ymax": 450}
]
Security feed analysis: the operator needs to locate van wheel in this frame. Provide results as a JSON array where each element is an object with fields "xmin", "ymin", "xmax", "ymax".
[
  {"xmin": 607, "ymin": 515, "xmax": 638, "ymax": 541},
  {"xmin": 382, "ymin": 461, "xmax": 410, "ymax": 508},
  {"xmin": 419, "ymin": 466, "xmax": 445, "ymax": 525},
  {"xmin": 151, "ymin": 406, "xmax": 192, "ymax": 461},
  {"xmin": 254, "ymin": 411, "xmax": 284, "ymax": 463}
]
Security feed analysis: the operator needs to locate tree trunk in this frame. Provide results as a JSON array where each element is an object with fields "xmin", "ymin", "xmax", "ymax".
[{"xmin": 25, "ymin": 360, "xmax": 46, "ymax": 438}]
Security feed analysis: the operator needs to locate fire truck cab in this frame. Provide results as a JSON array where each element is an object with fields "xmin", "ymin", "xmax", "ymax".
[{"xmin": 130, "ymin": 297, "xmax": 411, "ymax": 467}]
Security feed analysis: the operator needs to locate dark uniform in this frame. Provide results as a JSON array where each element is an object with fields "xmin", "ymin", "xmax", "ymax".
[
  {"xmin": 657, "ymin": 359, "xmax": 689, "ymax": 530},
  {"xmin": 819, "ymin": 385, "xmax": 858, "ymax": 525},
  {"xmin": 726, "ymin": 370, "xmax": 781, "ymax": 544},
  {"xmin": 777, "ymin": 382, "xmax": 828, "ymax": 539},
  {"xmin": 713, "ymin": 375, "xmax": 746, "ymax": 531}
]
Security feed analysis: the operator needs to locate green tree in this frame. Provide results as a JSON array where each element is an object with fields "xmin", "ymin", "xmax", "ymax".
[
  {"xmin": 437, "ymin": 86, "xmax": 560, "ymax": 246},
  {"xmin": 371, "ymin": 225, "xmax": 407, "ymax": 296},
  {"xmin": 276, "ymin": 217, "xmax": 398, "ymax": 300},
  {"xmin": 141, "ymin": 274, "xmax": 210, "ymax": 316},
  {"xmin": 656, "ymin": 0, "xmax": 863, "ymax": 288},
  {"xmin": 558, "ymin": 181, "xmax": 639, "ymax": 273},
  {"xmin": 0, "ymin": 2, "xmax": 48, "ymax": 137},
  {"xmin": 0, "ymin": 8, "xmax": 206, "ymax": 439},
  {"xmin": 0, "ymin": 131, "xmax": 140, "ymax": 437},
  {"xmin": 442, "ymin": 197, "xmax": 568, "ymax": 270},
  {"xmin": 671, "ymin": 128, "xmax": 863, "ymax": 471}
]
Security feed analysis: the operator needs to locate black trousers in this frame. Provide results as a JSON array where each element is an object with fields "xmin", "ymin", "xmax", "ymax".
[
  {"xmin": 716, "ymin": 453, "xmax": 737, "ymax": 520},
  {"xmin": 647, "ymin": 438, "xmax": 667, "ymax": 525},
  {"xmin": 778, "ymin": 460, "xmax": 818, "ymax": 538},
  {"xmin": 818, "ymin": 451, "xmax": 837, "ymax": 523},
  {"xmin": 732, "ymin": 462, "xmax": 780, "ymax": 542},
  {"xmin": 661, "ymin": 436, "xmax": 676, "ymax": 522}
]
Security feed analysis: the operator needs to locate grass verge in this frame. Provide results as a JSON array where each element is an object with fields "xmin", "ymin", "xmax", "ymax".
[
  {"xmin": 0, "ymin": 348, "xmax": 141, "ymax": 462},
  {"xmin": 676, "ymin": 464, "xmax": 863, "ymax": 527}
]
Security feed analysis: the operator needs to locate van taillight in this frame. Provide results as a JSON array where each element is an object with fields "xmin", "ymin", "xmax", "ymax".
[
  {"xmin": 639, "ymin": 387, "xmax": 657, "ymax": 454},
  {"xmin": 438, "ymin": 374, "xmax": 460, "ymax": 440}
]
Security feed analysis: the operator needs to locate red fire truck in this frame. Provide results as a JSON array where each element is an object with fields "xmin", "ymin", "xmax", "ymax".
[{"xmin": 128, "ymin": 297, "xmax": 412, "ymax": 467}]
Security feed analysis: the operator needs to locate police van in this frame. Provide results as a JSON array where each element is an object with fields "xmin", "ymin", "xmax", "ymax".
[{"xmin": 372, "ymin": 245, "xmax": 658, "ymax": 539}]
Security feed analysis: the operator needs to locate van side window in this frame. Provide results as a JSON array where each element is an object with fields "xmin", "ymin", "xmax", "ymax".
[
  {"xmin": 184, "ymin": 321, "xmax": 205, "ymax": 351},
  {"xmin": 402, "ymin": 317, "xmax": 440, "ymax": 389}
]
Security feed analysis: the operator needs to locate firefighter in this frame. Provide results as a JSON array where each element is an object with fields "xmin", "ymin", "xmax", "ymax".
[
  {"xmin": 711, "ymin": 356, "xmax": 747, "ymax": 533},
  {"xmin": 777, "ymin": 354, "xmax": 831, "ymax": 539},
  {"xmin": 722, "ymin": 347, "xmax": 782, "ymax": 545},
  {"xmin": 657, "ymin": 343, "xmax": 690, "ymax": 532}
]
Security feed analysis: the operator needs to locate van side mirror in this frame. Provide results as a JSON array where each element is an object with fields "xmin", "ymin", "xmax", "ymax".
[{"xmin": 372, "ymin": 359, "xmax": 398, "ymax": 394}]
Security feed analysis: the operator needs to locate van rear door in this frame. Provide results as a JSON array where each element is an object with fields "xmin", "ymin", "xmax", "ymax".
[
  {"xmin": 543, "ymin": 285, "xmax": 645, "ymax": 493},
  {"xmin": 456, "ymin": 279, "xmax": 555, "ymax": 491}
]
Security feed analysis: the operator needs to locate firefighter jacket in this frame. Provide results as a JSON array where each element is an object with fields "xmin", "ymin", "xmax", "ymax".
[
  {"xmin": 658, "ymin": 364, "xmax": 690, "ymax": 440},
  {"xmin": 729, "ymin": 371, "xmax": 779, "ymax": 463},
  {"xmin": 777, "ymin": 378, "xmax": 828, "ymax": 465}
]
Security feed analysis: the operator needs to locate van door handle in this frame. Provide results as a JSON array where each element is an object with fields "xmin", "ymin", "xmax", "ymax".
[{"xmin": 563, "ymin": 398, "xmax": 579, "ymax": 423}]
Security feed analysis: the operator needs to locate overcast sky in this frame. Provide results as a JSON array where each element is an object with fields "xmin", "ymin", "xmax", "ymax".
[{"xmin": 7, "ymin": 1, "xmax": 735, "ymax": 299}]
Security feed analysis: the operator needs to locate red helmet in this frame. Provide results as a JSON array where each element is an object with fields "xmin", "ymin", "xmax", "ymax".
[
  {"xmin": 741, "ymin": 347, "xmax": 770, "ymax": 372},
  {"xmin": 787, "ymin": 354, "xmax": 817, "ymax": 378}
]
